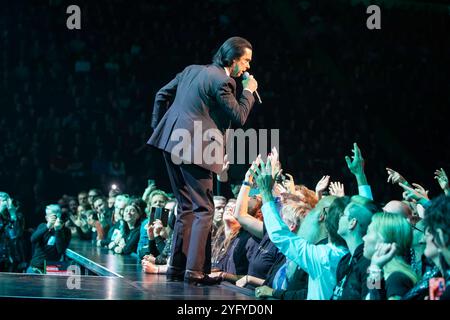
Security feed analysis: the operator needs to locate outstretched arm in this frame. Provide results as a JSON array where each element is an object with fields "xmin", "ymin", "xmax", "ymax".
[
  {"xmin": 345, "ymin": 143, "xmax": 373, "ymax": 200},
  {"xmin": 251, "ymin": 158, "xmax": 328, "ymax": 278},
  {"xmin": 399, "ymin": 183, "xmax": 431, "ymax": 208},
  {"xmin": 435, "ymin": 168, "xmax": 450, "ymax": 196},
  {"xmin": 234, "ymin": 155, "xmax": 264, "ymax": 239},
  {"xmin": 386, "ymin": 167, "xmax": 411, "ymax": 187}
]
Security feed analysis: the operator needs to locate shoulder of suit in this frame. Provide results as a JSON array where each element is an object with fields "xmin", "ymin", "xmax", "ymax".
[
  {"xmin": 183, "ymin": 64, "xmax": 235, "ymax": 87},
  {"xmin": 209, "ymin": 65, "xmax": 235, "ymax": 86},
  {"xmin": 182, "ymin": 64, "xmax": 221, "ymax": 77}
]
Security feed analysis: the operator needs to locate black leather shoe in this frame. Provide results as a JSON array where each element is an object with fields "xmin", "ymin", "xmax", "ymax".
[
  {"xmin": 166, "ymin": 273, "xmax": 185, "ymax": 282},
  {"xmin": 166, "ymin": 266, "xmax": 185, "ymax": 282},
  {"xmin": 184, "ymin": 270, "xmax": 222, "ymax": 286}
]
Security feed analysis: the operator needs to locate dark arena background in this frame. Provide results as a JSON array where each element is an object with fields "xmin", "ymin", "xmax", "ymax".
[{"xmin": 0, "ymin": 0, "xmax": 449, "ymax": 310}]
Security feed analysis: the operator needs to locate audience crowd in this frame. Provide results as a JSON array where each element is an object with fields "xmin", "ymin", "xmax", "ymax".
[
  {"xmin": 1, "ymin": 143, "xmax": 449, "ymax": 300},
  {"xmin": 1, "ymin": 0, "xmax": 449, "ymax": 300}
]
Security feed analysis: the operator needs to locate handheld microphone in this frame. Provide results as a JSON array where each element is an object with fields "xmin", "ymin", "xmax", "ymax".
[{"xmin": 243, "ymin": 72, "xmax": 262, "ymax": 104}]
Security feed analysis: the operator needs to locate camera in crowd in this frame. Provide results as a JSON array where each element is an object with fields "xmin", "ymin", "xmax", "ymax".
[{"xmin": 56, "ymin": 211, "xmax": 69, "ymax": 223}]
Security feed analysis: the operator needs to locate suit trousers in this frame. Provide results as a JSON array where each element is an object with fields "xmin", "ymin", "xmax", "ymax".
[{"xmin": 163, "ymin": 151, "xmax": 214, "ymax": 275}]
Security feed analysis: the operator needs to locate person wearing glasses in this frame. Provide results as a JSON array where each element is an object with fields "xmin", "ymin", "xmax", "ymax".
[
  {"xmin": 402, "ymin": 218, "xmax": 440, "ymax": 300},
  {"xmin": 331, "ymin": 196, "xmax": 379, "ymax": 300}
]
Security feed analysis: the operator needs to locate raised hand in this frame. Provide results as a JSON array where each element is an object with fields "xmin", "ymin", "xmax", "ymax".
[
  {"xmin": 267, "ymin": 147, "xmax": 281, "ymax": 179},
  {"xmin": 273, "ymin": 183, "xmax": 287, "ymax": 197},
  {"xmin": 217, "ymin": 154, "xmax": 231, "ymax": 182},
  {"xmin": 329, "ymin": 181, "xmax": 345, "ymax": 197},
  {"xmin": 250, "ymin": 158, "xmax": 276, "ymax": 203},
  {"xmin": 411, "ymin": 183, "xmax": 429, "ymax": 199},
  {"xmin": 386, "ymin": 168, "xmax": 408, "ymax": 185},
  {"xmin": 315, "ymin": 175, "xmax": 330, "ymax": 198},
  {"xmin": 146, "ymin": 222, "xmax": 155, "ymax": 240},
  {"xmin": 399, "ymin": 183, "xmax": 429, "ymax": 203},
  {"xmin": 284, "ymin": 173, "xmax": 296, "ymax": 194},
  {"xmin": 244, "ymin": 154, "xmax": 262, "ymax": 184},
  {"xmin": 142, "ymin": 182, "xmax": 157, "ymax": 202},
  {"xmin": 371, "ymin": 243, "xmax": 397, "ymax": 268},
  {"xmin": 434, "ymin": 168, "xmax": 449, "ymax": 193},
  {"xmin": 345, "ymin": 143, "xmax": 365, "ymax": 177}
]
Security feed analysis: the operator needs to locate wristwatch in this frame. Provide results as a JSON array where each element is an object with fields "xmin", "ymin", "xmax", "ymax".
[{"xmin": 242, "ymin": 181, "xmax": 251, "ymax": 187}]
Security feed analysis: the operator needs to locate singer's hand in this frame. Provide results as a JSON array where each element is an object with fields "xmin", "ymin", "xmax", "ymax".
[{"xmin": 242, "ymin": 75, "xmax": 258, "ymax": 93}]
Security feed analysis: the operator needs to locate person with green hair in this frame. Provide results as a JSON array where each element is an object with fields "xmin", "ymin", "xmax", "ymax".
[{"xmin": 363, "ymin": 211, "xmax": 419, "ymax": 300}]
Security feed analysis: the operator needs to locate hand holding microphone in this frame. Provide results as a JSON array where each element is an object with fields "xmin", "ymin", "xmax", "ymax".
[{"xmin": 242, "ymin": 72, "xmax": 262, "ymax": 104}]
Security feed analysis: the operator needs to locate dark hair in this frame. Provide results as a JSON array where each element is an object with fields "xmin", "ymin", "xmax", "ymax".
[
  {"xmin": 86, "ymin": 210, "xmax": 98, "ymax": 220},
  {"xmin": 93, "ymin": 196, "xmax": 107, "ymax": 204},
  {"xmin": 130, "ymin": 198, "xmax": 146, "ymax": 214},
  {"xmin": 325, "ymin": 196, "xmax": 351, "ymax": 248},
  {"xmin": 424, "ymin": 195, "xmax": 450, "ymax": 248},
  {"xmin": 212, "ymin": 37, "xmax": 252, "ymax": 68},
  {"xmin": 129, "ymin": 198, "xmax": 146, "ymax": 225}
]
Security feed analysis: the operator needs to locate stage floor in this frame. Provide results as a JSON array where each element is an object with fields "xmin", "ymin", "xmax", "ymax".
[{"xmin": 0, "ymin": 239, "xmax": 256, "ymax": 300}]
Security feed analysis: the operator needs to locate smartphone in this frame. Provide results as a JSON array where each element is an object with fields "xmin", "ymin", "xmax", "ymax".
[
  {"xmin": 148, "ymin": 179, "xmax": 155, "ymax": 187},
  {"xmin": 149, "ymin": 207, "xmax": 170, "ymax": 226}
]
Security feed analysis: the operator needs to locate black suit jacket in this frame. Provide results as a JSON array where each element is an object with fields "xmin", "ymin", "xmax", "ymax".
[{"xmin": 147, "ymin": 63, "xmax": 255, "ymax": 174}]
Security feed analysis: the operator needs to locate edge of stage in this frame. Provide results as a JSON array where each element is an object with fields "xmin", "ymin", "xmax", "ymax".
[{"xmin": 0, "ymin": 239, "xmax": 256, "ymax": 300}]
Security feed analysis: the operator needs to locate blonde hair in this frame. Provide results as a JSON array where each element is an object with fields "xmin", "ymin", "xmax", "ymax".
[
  {"xmin": 370, "ymin": 212, "xmax": 419, "ymax": 284},
  {"xmin": 0, "ymin": 192, "xmax": 10, "ymax": 201},
  {"xmin": 45, "ymin": 204, "xmax": 61, "ymax": 216},
  {"xmin": 148, "ymin": 190, "xmax": 169, "ymax": 204},
  {"xmin": 281, "ymin": 202, "xmax": 310, "ymax": 227}
]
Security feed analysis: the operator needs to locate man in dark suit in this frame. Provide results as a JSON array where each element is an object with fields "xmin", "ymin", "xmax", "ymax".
[{"xmin": 147, "ymin": 37, "xmax": 258, "ymax": 285}]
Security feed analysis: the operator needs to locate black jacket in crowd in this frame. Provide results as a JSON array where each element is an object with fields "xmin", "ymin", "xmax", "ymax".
[
  {"xmin": 30, "ymin": 223, "xmax": 71, "ymax": 269},
  {"xmin": 121, "ymin": 224, "xmax": 141, "ymax": 255},
  {"xmin": 0, "ymin": 211, "xmax": 27, "ymax": 271},
  {"xmin": 331, "ymin": 243, "xmax": 371, "ymax": 300}
]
